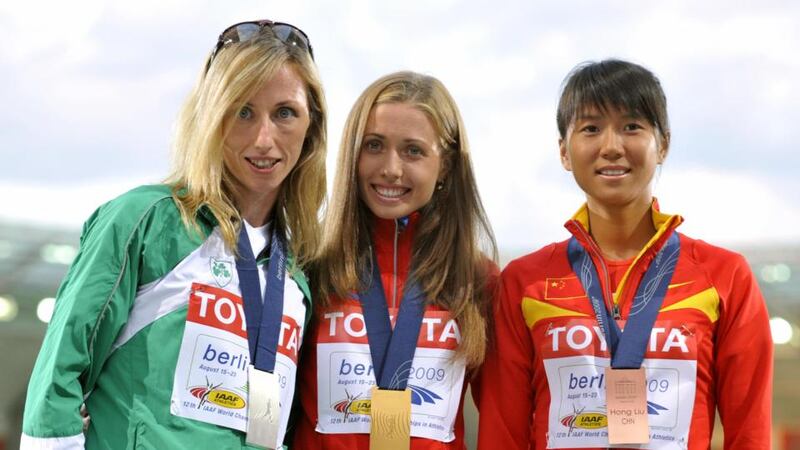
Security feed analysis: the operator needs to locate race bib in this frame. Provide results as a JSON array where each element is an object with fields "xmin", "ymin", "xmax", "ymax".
[
  {"xmin": 315, "ymin": 304, "xmax": 465, "ymax": 443},
  {"xmin": 541, "ymin": 318, "xmax": 697, "ymax": 449},
  {"xmin": 170, "ymin": 281, "xmax": 304, "ymax": 447}
]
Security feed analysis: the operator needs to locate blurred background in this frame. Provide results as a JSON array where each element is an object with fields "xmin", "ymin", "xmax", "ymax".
[{"xmin": 1, "ymin": 1, "xmax": 798, "ymax": 448}]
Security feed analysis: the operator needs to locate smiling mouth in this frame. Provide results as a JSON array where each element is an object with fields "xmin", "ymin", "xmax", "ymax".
[
  {"xmin": 597, "ymin": 168, "xmax": 630, "ymax": 176},
  {"xmin": 373, "ymin": 185, "xmax": 410, "ymax": 199},
  {"xmin": 246, "ymin": 157, "xmax": 279, "ymax": 170}
]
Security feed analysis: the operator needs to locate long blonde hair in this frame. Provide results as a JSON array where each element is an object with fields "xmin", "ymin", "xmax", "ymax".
[
  {"xmin": 166, "ymin": 27, "xmax": 327, "ymax": 268},
  {"xmin": 317, "ymin": 71, "xmax": 497, "ymax": 368}
]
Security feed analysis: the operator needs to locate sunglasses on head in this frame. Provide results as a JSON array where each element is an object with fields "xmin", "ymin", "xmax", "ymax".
[{"xmin": 205, "ymin": 19, "xmax": 314, "ymax": 73}]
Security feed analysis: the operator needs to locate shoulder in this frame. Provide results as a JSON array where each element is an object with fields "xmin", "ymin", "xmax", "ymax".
[
  {"xmin": 503, "ymin": 241, "xmax": 564, "ymax": 279},
  {"xmin": 497, "ymin": 241, "xmax": 568, "ymax": 298},
  {"xmin": 104, "ymin": 184, "xmax": 175, "ymax": 211},
  {"xmin": 79, "ymin": 185, "xmax": 202, "ymax": 266},
  {"xmin": 477, "ymin": 254, "xmax": 501, "ymax": 281},
  {"xmin": 86, "ymin": 185, "xmax": 178, "ymax": 231},
  {"xmin": 678, "ymin": 233, "xmax": 750, "ymax": 273},
  {"xmin": 679, "ymin": 233, "xmax": 743, "ymax": 260},
  {"xmin": 677, "ymin": 233, "xmax": 756, "ymax": 295}
]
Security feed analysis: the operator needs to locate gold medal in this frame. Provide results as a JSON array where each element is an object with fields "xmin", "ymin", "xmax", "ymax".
[{"xmin": 369, "ymin": 386, "xmax": 412, "ymax": 450}]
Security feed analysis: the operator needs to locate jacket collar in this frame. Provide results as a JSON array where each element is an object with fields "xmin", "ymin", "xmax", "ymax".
[
  {"xmin": 564, "ymin": 199, "xmax": 683, "ymax": 302},
  {"xmin": 371, "ymin": 211, "xmax": 421, "ymax": 251},
  {"xmin": 567, "ymin": 198, "xmax": 680, "ymax": 237}
]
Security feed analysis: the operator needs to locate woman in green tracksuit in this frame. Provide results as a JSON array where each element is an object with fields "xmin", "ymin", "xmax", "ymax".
[{"xmin": 22, "ymin": 19, "xmax": 326, "ymax": 449}]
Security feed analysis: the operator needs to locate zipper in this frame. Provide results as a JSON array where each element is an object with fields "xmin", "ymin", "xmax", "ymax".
[
  {"xmin": 574, "ymin": 224, "xmax": 620, "ymax": 320},
  {"xmin": 600, "ymin": 261, "xmax": 619, "ymax": 320},
  {"xmin": 392, "ymin": 218, "xmax": 399, "ymax": 309}
]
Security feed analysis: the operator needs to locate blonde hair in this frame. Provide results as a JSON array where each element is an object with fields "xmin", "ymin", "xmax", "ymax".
[
  {"xmin": 317, "ymin": 71, "xmax": 497, "ymax": 368},
  {"xmin": 166, "ymin": 28, "xmax": 327, "ymax": 268}
]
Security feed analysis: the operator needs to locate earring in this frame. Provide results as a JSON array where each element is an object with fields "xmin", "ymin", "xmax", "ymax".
[{"xmin": 436, "ymin": 180, "xmax": 444, "ymax": 191}]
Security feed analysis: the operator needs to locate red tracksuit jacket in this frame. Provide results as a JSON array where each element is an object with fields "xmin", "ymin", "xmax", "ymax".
[
  {"xmin": 294, "ymin": 214, "xmax": 481, "ymax": 449},
  {"xmin": 478, "ymin": 204, "xmax": 772, "ymax": 449}
]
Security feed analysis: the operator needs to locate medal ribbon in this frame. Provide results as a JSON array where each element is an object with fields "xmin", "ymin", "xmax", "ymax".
[
  {"xmin": 357, "ymin": 258, "xmax": 426, "ymax": 390},
  {"xmin": 235, "ymin": 223, "xmax": 286, "ymax": 372},
  {"xmin": 567, "ymin": 232, "xmax": 680, "ymax": 368}
]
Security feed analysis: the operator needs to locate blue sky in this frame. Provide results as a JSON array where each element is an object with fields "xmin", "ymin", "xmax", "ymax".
[{"xmin": 1, "ymin": 0, "xmax": 799, "ymax": 255}]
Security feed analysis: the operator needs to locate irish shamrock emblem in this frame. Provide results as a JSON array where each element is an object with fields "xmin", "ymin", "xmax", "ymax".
[{"xmin": 210, "ymin": 257, "xmax": 233, "ymax": 287}]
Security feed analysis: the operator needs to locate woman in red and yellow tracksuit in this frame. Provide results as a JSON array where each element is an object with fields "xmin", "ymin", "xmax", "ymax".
[
  {"xmin": 293, "ymin": 71, "xmax": 498, "ymax": 449},
  {"xmin": 478, "ymin": 59, "xmax": 773, "ymax": 449}
]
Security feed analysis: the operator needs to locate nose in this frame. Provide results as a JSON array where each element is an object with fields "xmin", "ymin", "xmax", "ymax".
[
  {"xmin": 599, "ymin": 128, "xmax": 623, "ymax": 160},
  {"xmin": 381, "ymin": 149, "xmax": 403, "ymax": 180},
  {"xmin": 253, "ymin": 117, "xmax": 276, "ymax": 152}
]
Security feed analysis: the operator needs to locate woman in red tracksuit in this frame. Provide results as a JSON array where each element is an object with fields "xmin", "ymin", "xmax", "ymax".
[
  {"xmin": 293, "ymin": 71, "xmax": 498, "ymax": 449},
  {"xmin": 478, "ymin": 59, "xmax": 773, "ymax": 449}
]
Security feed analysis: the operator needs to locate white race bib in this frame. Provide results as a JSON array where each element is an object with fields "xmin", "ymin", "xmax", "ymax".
[
  {"xmin": 541, "ymin": 319, "xmax": 697, "ymax": 449},
  {"xmin": 170, "ymin": 280, "xmax": 304, "ymax": 448},
  {"xmin": 315, "ymin": 304, "xmax": 465, "ymax": 443}
]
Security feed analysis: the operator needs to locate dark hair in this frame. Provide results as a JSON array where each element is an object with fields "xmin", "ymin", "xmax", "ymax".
[{"xmin": 557, "ymin": 59, "xmax": 670, "ymax": 144}]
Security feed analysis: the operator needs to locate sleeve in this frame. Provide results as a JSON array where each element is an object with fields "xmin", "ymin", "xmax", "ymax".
[
  {"xmin": 477, "ymin": 262, "xmax": 535, "ymax": 450},
  {"xmin": 21, "ymin": 201, "xmax": 147, "ymax": 449},
  {"xmin": 469, "ymin": 367, "xmax": 483, "ymax": 411},
  {"xmin": 469, "ymin": 259, "xmax": 501, "ymax": 411},
  {"xmin": 713, "ymin": 253, "xmax": 773, "ymax": 449}
]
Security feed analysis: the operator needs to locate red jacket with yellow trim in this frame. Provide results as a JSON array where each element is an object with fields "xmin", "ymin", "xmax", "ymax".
[
  {"xmin": 477, "ymin": 204, "xmax": 772, "ymax": 449},
  {"xmin": 293, "ymin": 214, "xmax": 482, "ymax": 450}
]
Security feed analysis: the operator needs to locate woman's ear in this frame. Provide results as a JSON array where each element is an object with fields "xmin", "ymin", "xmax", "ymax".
[
  {"xmin": 559, "ymin": 138, "xmax": 572, "ymax": 171},
  {"xmin": 438, "ymin": 146, "xmax": 453, "ymax": 180},
  {"xmin": 658, "ymin": 132, "xmax": 670, "ymax": 164}
]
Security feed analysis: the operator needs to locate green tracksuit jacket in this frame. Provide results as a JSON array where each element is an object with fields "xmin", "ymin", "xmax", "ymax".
[{"xmin": 22, "ymin": 185, "xmax": 311, "ymax": 449}]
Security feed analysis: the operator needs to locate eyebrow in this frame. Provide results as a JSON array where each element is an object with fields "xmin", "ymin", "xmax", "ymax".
[
  {"xmin": 363, "ymin": 133, "xmax": 428, "ymax": 145},
  {"xmin": 242, "ymin": 99, "xmax": 304, "ymax": 108},
  {"xmin": 275, "ymin": 99, "xmax": 302, "ymax": 107},
  {"xmin": 575, "ymin": 112, "xmax": 644, "ymax": 121}
]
